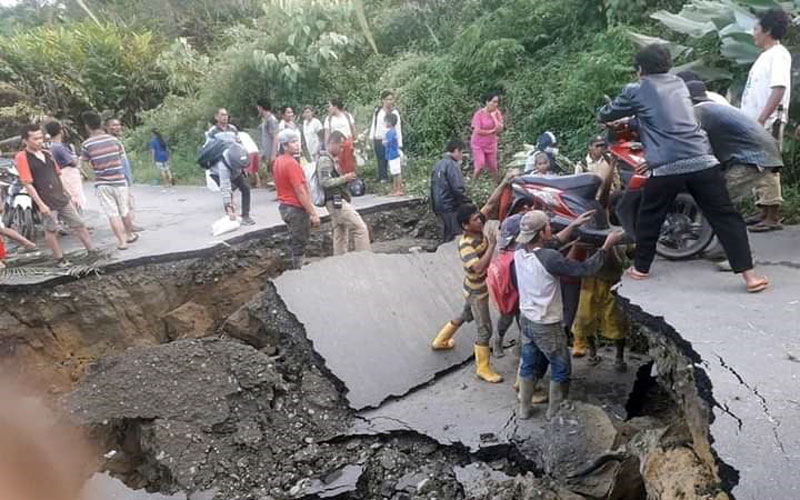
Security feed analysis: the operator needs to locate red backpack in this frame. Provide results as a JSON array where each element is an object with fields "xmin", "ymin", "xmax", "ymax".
[{"xmin": 487, "ymin": 250, "xmax": 518, "ymax": 315}]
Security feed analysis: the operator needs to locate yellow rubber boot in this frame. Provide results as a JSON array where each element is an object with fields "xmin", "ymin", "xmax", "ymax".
[
  {"xmin": 572, "ymin": 334, "xmax": 587, "ymax": 358},
  {"xmin": 431, "ymin": 321, "xmax": 459, "ymax": 350},
  {"xmin": 474, "ymin": 345, "xmax": 503, "ymax": 383}
]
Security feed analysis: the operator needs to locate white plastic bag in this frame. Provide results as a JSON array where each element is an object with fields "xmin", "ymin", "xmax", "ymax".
[
  {"xmin": 211, "ymin": 216, "xmax": 240, "ymax": 236},
  {"xmin": 206, "ymin": 170, "xmax": 220, "ymax": 192}
]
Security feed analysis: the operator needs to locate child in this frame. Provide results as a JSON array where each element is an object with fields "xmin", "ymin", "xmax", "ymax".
[
  {"xmin": 571, "ymin": 244, "xmax": 628, "ymax": 371},
  {"xmin": 383, "ymin": 114, "xmax": 403, "ymax": 196},
  {"xmin": 513, "ymin": 210, "xmax": 623, "ymax": 419}
]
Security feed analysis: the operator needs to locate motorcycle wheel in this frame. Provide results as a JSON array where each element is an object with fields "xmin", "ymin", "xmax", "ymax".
[
  {"xmin": 656, "ymin": 193, "xmax": 714, "ymax": 260},
  {"xmin": 21, "ymin": 207, "xmax": 35, "ymax": 241}
]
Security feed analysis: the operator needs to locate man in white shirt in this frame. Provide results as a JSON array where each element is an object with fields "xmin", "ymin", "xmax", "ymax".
[
  {"xmin": 740, "ymin": 7, "xmax": 791, "ymax": 232},
  {"xmin": 369, "ymin": 90, "xmax": 403, "ymax": 183}
]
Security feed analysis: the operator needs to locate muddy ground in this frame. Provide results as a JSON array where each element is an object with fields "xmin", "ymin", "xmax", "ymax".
[{"xmin": 0, "ymin": 202, "xmax": 731, "ymax": 500}]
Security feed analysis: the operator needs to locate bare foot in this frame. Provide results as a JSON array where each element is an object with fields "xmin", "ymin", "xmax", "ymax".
[{"xmin": 626, "ymin": 267, "xmax": 649, "ymax": 280}]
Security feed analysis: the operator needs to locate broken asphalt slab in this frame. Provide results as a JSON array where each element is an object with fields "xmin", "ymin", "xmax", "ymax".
[
  {"xmin": 619, "ymin": 226, "xmax": 800, "ymax": 500},
  {"xmin": 274, "ymin": 242, "xmax": 473, "ymax": 410}
]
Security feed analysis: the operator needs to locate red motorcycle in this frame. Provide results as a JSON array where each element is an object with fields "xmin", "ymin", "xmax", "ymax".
[{"xmin": 499, "ymin": 123, "xmax": 714, "ymax": 259}]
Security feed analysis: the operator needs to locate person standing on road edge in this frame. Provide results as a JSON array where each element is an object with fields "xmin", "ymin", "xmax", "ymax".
[
  {"xmin": 324, "ymin": 98, "xmax": 357, "ymax": 175},
  {"xmin": 147, "ymin": 129, "xmax": 174, "ymax": 187},
  {"xmin": 383, "ymin": 113, "xmax": 403, "ymax": 196},
  {"xmin": 17, "ymin": 124, "xmax": 94, "ymax": 265},
  {"xmin": 514, "ymin": 210, "xmax": 624, "ymax": 420},
  {"xmin": 430, "ymin": 138, "xmax": 471, "ymax": 242},
  {"xmin": 106, "ymin": 118, "xmax": 143, "ymax": 232},
  {"xmin": 257, "ymin": 99, "xmax": 279, "ymax": 180},
  {"xmin": 274, "ymin": 129, "xmax": 320, "ymax": 269},
  {"xmin": 81, "ymin": 111, "xmax": 139, "ymax": 251},
  {"xmin": 318, "ymin": 131, "xmax": 371, "ymax": 255},
  {"xmin": 44, "ymin": 120, "xmax": 86, "ymax": 213},
  {"xmin": 369, "ymin": 90, "xmax": 402, "ymax": 183},
  {"xmin": 739, "ymin": 7, "xmax": 791, "ymax": 232},
  {"xmin": 302, "ymin": 105, "xmax": 324, "ymax": 162},
  {"xmin": 470, "ymin": 91, "xmax": 504, "ymax": 184},
  {"xmin": 430, "ymin": 171, "xmax": 518, "ymax": 384},
  {"xmin": 597, "ymin": 44, "xmax": 769, "ymax": 293}
]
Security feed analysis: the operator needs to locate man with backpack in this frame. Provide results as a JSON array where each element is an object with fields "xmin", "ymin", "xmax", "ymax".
[
  {"xmin": 317, "ymin": 131, "xmax": 371, "ymax": 255},
  {"xmin": 275, "ymin": 129, "xmax": 320, "ymax": 268}
]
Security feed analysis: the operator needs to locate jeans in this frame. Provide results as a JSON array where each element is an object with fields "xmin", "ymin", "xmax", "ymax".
[
  {"xmin": 231, "ymin": 174, "xmax": 251, "ymax": 218},
  {"xmin": 279, "ymin": 204, "xmax": 310, "ymax": 269},
  {"xmin": 457, "ymin": 296, "xmax": 493, "ymax": 346},
  {"xmin": 635, "ymin": 166, "xmax": 753, "ymax": 274},
  {"xmin": 374, "ymin": 139, "xmax": 388, "ymax": 182},
  {"xmin": 520, "ymin": 317, "xmax": 571, "ymax": 383},
  {"xmin": 326, "ymin": 199, "xmax": 371, "ymax": 255}
]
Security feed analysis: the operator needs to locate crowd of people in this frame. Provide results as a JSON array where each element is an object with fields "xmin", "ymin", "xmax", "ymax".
[{"xmin": 428, "ymin": 7, "xmax": 787, "ymax": 420}]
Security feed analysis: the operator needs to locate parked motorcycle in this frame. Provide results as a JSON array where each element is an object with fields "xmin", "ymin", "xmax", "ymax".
[
  {"xmin": 498, "ymin": 123, "xmax": 714, "ymax": 259},
  {"xmin": 0, "ymin": 158, "xmax": 39, "ymax": 242}
]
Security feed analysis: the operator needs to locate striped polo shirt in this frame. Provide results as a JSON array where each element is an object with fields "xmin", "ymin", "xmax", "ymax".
[
  {"xmin": 81, "ymin": 133, "xmax": 128, "ymax": 187},
  {"xmin": 459, "ymin": 232, "xmax": 489, "ymax": 300}
]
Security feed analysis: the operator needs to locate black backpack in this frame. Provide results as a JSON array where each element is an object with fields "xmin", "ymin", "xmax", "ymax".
[{"xmin": 197, "ymin": 139, "xmax": 229, "ymax": 169}]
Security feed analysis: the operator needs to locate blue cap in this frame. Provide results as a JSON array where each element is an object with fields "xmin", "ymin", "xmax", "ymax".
[{"xmin": 499, "ymin": 213, "xmax": 523, "ymax": 249}]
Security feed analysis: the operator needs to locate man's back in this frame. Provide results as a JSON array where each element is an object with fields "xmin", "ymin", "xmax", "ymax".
[
  {"xmin": 695, "ymin": 102, "xmax": 783, "ymax": 169},
  {"xmin": 430, "ymin": 154, "xmax": 466, "ymax": 213},
  {"xmin": 273, "ymin": 154, "xmax": 305, "ymax": 207}
]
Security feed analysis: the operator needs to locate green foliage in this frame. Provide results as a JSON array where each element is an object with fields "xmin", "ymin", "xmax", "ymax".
[{"xmin": 0, "ymin": 22, "xmax": 169, "ymax": 127}]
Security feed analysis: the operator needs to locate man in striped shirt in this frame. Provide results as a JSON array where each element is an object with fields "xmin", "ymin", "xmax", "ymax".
[
  {"xmin": 430, "ymin": 171, "xmax": 517, "ymax": 383},
  {"xmin": 80, "ymin": 111, "xmax": 138, "ymax": 250}
]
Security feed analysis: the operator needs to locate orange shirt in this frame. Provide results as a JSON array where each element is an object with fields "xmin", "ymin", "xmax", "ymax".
[{"xmin": 273, "ymin": 154, "xmax": 306, "ymax": 208}]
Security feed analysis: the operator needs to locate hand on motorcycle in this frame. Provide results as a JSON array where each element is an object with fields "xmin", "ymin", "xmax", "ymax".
[
  {"xmin": 634, "ymin": 162, "xmax": 650, "ymax": 175},
  {"xmin": 39, "ymin": 203, "xmax": 51, "ymax": 216},
  {"xmin": 570, "ymin": 210, "xmax": 596, "ymax": 228},
  {"xmin": 502, "ymin": 168, "xmax": 520, "ymax": 184},
  {"xmin": 602, "ymin": 230, "xmax": 625, "ymax": 250}
]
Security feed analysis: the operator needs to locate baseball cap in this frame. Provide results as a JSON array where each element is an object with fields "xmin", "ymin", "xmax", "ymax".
[
  {"xmin": 278, "ymin": 128, "xmax": 301, "ymax": 145},
  {"xmin": 515, "ymin": 210, "xmax": 549, "ymax": 244},
  {"xmin": 498, "ymin": 214, "xmax": 523, "ymax": 249}
]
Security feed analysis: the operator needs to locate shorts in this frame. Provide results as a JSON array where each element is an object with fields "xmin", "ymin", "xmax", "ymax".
[
  {"xmin": 471, "ymin": 144, "xmax": 498, "ymax": 174},
  {"xmin": 155, "ymin": 161, "xmax": 171, "ymax": 171},
  {"xmin": 96, "ymin": 184, "xmax": 130, "ymax": 219},
  {"xmin": 44, "ymin": 203, "xmax": 85, "ymax": 232},
  {"xmin": 388, "ymin": 157, "xmax": 402, "ymax": 176},
  {"xmin": 725, "ymin": 164, "xmax": 782, "ymax": 206},
  {"xmin": 248, "ymin": 153, "xmax": 260, "ymax": 174}
]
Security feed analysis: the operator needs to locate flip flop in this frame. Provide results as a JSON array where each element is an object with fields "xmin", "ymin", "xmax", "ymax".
[
  {"xmin": 126, "ymin": 233, "xmax": 140, "ymax": 244},
  {"xmin": 749, "ymin": 222, "xmax": 783, "ymax": 233},
  {"xmin": 117, "ymin": 244, "xmax": 129, "ymax": 251},
  {"xmin": 626, "ymin": 267, "xmax": 650, "ymax": 280},
  {"xmin": 746, "ymin": 277, "xmax": 769, "ymax": 294}
]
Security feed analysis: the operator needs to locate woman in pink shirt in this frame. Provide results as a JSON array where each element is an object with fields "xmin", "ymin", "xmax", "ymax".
[{"xmin": 470, "ymin": 92, "xmax": 504, "ymax": 183}]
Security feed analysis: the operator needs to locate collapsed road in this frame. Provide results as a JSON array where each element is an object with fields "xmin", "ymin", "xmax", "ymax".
[{"xmin": 1, "ymin": 187, "xmax": 788, "ymax": 499}]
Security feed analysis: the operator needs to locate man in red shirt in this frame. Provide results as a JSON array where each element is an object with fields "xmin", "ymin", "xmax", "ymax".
[
  {"xmin": 16, "ymin": 124, "xmax": 94, "ymax": 266},
  {"xmin": 273, "ymin": 129, "xmax": 320, "ymax": 268}
]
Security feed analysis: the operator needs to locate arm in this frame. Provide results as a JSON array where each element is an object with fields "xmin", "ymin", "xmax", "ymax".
[
  {"xmin": 318, "ymin": 156, "xmax": 353, "ymax": 189},
  {"xmin": 554, "ymin": 210, "xmax": 596, "ymax": 243},
  {"xmin": 538, "ymin": 247, "xmax": 607, "ymax": 278},
  {"xmin": 292, "ymin": 180, "xmax": 320, "ymax": 227},
  {"xmin": 472, "ymin": 111, "xmax": 496, "ymax": 136},
  {"xmin": 396, "ymin": 112, "xmax": 403, "ymax": 148},
  {"xmin": 463, "ymin": 239, "xmax": 496, "ymax": 276},
  {"xmin": 758, "ymin": 87, "xmax": 786, "ymax": 126},
  {"xmin": 446, "ymin": 163, "xmax": 470, "ymax": 206},
  {"xmin": 481, "ymin": 169, "xmax": 518, "ymax": 215},
  {"xmin": 348, "ymin": 113, "xmax": 357, "ymax": 142},
  {"xmin": 597, "ymin": 84, "xmax": 639, "ymax": 123},
  {"xmin": 23, "ymin": 183, "xmax": 51, "ymax": 215}
]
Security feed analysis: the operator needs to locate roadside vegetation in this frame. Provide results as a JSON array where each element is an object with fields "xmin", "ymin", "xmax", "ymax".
[{"xmin": 1, "ymin": 0, "xmax": 798, "ymax": 221}]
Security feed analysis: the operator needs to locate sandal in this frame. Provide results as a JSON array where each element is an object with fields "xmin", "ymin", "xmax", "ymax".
[
  {"xmin": 746, "ymin": 277, "xmax": 769, "ymax": 294},
  {"xmin": 749, "ymin": 222, "xmax": 783, "ymax": 233},
  {"xmin": 626, "ymin": 267, "xmax": 650, "ymax": 280},
  {"xmin": 126, "ymin": 233, "xmax": 140, "ymax": 244}
]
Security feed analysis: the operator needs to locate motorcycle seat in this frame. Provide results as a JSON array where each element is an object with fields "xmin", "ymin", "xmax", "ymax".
[{"xmin": 515, "ymin": 173, "xmax": 602, "ymax": 200}]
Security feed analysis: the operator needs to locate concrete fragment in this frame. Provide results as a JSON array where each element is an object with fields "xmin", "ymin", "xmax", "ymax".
[
  {"xmin": 274, "ymin": 242, "xmax": 473, "ymax": 410},
  {"xmin": 162, "ymin": 301, "xmax": 214, "ymax": 340},
  {"xmin": 294, "ymin": 464, "xmax": 364, "ymax": 499}
]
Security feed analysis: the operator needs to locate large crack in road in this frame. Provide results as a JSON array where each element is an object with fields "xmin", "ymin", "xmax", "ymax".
[{"xmin": 0, "ymin": 201, "xmax": 740, "ymax": 500}]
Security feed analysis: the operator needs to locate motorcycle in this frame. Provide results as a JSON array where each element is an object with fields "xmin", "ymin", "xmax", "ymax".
[
  {"xmin": 499, "ymin": 123, "xmax": 714, "ymax": 259},
  {"xmin": 0, "ymin": 158, "xmax": 39, "ymax": 242}
]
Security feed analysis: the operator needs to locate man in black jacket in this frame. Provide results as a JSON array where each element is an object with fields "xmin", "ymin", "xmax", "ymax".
[
  {"xmin": 597, "ymin": 44, "xmax": 768, "ymax": 293},
  {"xmin": 430, "ymin": 138, "xmax": 471, "ymax": 242}
]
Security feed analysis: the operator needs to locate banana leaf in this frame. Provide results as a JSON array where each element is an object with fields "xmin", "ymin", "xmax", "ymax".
[
  {"xmin": 672, "ymin": 59, "xmax": 734, "ymax": 80},
  {"xmin": 651, "ymin": 10, "xmax": 717, "ymax": 38},
  {"xmin": 626, "ymin": 30, "xmax": 691, "ymax": 58},
  {"xmin": 721, "ymin": 37, "xmax": 761, "ymax": 64}
]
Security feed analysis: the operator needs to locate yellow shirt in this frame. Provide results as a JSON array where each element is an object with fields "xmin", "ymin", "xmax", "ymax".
[{"xmin": 459, "ymin": 232, "xmax": 489, "ymax": 300}]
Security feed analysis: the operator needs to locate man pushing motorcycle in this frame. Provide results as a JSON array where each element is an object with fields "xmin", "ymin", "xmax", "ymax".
[{"xmin": 597, "ymin": 43, "xmax": 769, "ymax": 293}]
